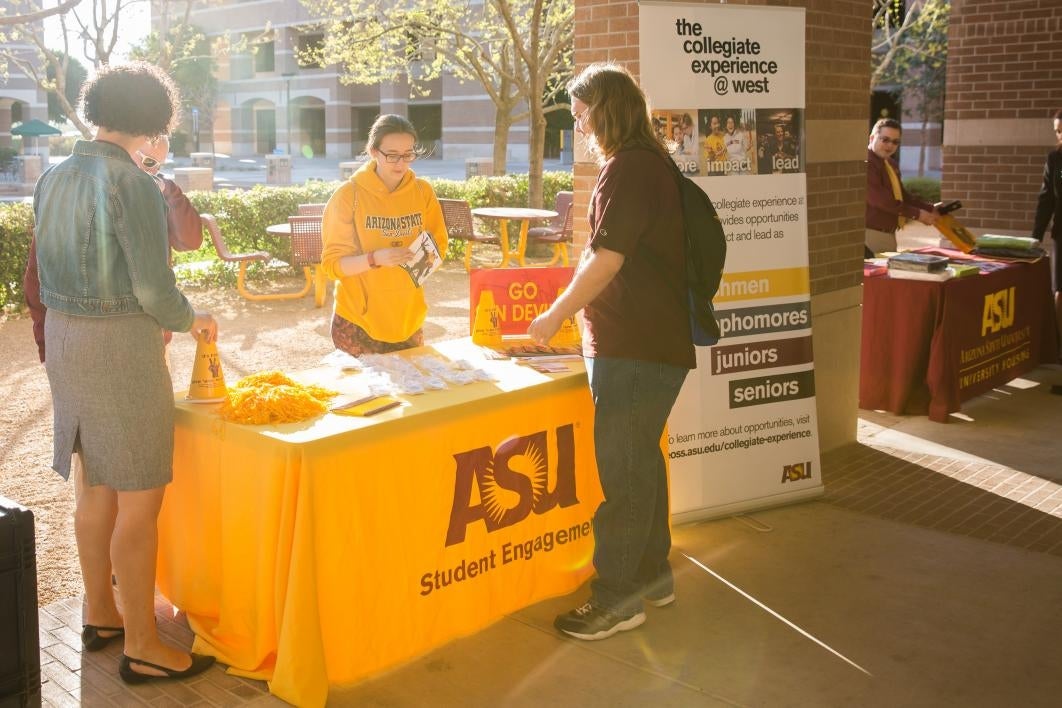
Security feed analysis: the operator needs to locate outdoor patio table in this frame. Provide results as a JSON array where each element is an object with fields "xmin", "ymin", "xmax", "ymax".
[
  {"xmin": 266, "ymin": 222, "xmax": 328, "ymax": 307},
  {"xmin": 471, "ymin": 207, "xmax": 557, "ymax": 267},
  {"xmin": 155, "ymin": 338, "xmax": 601, "ymax": 707},
  {"xmin": 859, "ymin": 248, "xmax": 1058, "ymax": 422}
]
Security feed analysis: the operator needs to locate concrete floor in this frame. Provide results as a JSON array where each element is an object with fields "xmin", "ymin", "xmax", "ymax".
[
  {"xmin": 37, "ymin": 364, "xmax": 1062, "ymax": 707},
  {"xmin": 334, "ymin": 502, "xmax": 1062, "ymax": 707},
  {"xmin": 326, "ymin": 367, "xmax": 1062, "ymax": 707}
]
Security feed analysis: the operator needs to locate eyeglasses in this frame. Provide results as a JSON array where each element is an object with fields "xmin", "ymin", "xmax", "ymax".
[
  {"xmin": 877, "ymin": 136, "xmax": 901, "ymax": 146},
  {"xmin": 572, "ymin": 108, "xmax": 589, "ymax": 126},
  {"xmin": 380, "ymin": 151, "xmax": 417, "ymax": 163},
  {"xmin": 136, "ymin": 151, "xmax": 161, "ymax": 171}
]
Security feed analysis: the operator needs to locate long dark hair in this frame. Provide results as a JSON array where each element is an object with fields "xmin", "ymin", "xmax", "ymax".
[{"xmin": 567, "ymin": 63, "xmax": 667, "ymax": 165}]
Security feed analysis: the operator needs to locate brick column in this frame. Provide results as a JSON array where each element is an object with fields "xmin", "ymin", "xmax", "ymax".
[
  {"xmin": 573, "ymin": 0, "xmax": 870, "ymax": 450},
  {"xmin": 943, "ymin": 1, "xmax": 1062, "ymax": 234}
]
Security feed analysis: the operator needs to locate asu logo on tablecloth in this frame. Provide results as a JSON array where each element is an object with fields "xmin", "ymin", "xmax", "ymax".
[
  {"xmin": 981, "ymin": 286, "xmax": 1016, "ymax": 336},
  {"xmin": 445, "ymin": 424, "xmax": 579, "ymax": 546}
]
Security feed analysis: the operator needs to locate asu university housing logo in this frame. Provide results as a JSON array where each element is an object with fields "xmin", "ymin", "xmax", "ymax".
[
  {"xmin": 446, "ymin": 424, "xmax": 580, "ymax": 546},
  {"xmin": 982, "ymin": 287, "xmax": 1015, "ymax": 336}
]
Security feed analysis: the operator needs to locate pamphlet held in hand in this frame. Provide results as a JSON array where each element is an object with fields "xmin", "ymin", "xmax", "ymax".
[{"xmin": 401, "ymin": 231, "xmax": 443, "ymax": 287}]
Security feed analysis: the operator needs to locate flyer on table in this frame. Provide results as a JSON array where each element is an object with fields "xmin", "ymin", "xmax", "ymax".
[{"xmin": 641, "ymin": 2, "xmax": 822, "ymax": 519}]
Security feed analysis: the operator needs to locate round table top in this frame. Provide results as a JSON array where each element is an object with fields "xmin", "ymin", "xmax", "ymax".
[
  {"xmin": 266, "ymin": 223, "xmax": 291, "ymax": 235},
  {"xmin": 471, "ymin": 207, "xmax": 557, "ymax": 220}
]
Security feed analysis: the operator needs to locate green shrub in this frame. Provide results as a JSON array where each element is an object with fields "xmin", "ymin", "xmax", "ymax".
[
  {"xmin": 903, "ymin": 176, "xmax": 940, "ymax": 204},
  {"xmin": 0, "ymin": 171, "xmax": 575, "ymax": 304},
  {"xmin": 0, "ymin": 201, "xmax": 35, "ymax": 310},
  {"xmin": 0, "ymin": 146, "xmax": 18, "ymax": 171}
]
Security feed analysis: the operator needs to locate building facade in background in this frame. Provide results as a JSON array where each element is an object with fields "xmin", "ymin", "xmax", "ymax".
[
  {"xmin": 943, "ymin": 0, "xmax": 1062, "ymax": 237},
  {"xmin": 178, "ymin": 0, "xmax": 559, "ymax": 160},
  {"xmin": 0, "ymin": 1, "xmax": 49, "ymax": 152},
  {"xmin": 870, "ymin": 0, "xmax": 945, "ymax": 178}
]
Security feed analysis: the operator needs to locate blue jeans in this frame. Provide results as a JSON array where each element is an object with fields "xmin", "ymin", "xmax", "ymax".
[{"xmin": 585, "ymin": 356, "xmax": 689, "ymax": 616}]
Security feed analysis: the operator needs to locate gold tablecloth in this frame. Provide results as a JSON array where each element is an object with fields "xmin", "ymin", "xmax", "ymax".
[{"xmin": 156, "ymin": 339, "xmax": 601, "ymax": 706}]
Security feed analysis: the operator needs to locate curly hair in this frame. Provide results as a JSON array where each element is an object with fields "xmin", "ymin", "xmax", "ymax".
[{"xmin": 80, "ymin": 62, "xmax": 180, "ymax": 138}]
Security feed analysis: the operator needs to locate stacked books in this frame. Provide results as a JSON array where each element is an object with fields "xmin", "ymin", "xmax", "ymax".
[
  {"xmin": 949, "ymin": 263, "xmax": 980, "ymax": 279},
  {"xmin": 887, "ymin": 252, "xmax": 953, "ymax": 281},
  {"xmin": 972, "ymin": 234, "xmax": 1046, "ymax": 260}
]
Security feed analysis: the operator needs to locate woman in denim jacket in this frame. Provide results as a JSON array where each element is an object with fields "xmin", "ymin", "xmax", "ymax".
[{"xmin": 32, "ymin": 62, "xmax": 218, "ymax": 684}]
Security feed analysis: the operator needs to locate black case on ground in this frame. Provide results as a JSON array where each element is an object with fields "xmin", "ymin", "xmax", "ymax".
[{"xmin": 0, "ymin": 496, "xmax": 41, "ymax": 707}]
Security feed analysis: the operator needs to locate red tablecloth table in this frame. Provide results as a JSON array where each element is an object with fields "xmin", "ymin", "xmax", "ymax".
[{"xmin": 860, "ymin": 248, "xmax": 1058, "ymax": 422}]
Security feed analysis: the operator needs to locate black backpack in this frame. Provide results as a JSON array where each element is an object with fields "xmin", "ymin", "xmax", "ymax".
[{"xmin": 666, "ymin": 159, "xmax": 727, "ymax": 346}]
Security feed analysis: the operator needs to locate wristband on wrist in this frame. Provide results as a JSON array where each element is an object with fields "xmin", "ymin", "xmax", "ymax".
[{"xmin": 367, "ymin": 250, "xmax": 380, "ymax": 268}]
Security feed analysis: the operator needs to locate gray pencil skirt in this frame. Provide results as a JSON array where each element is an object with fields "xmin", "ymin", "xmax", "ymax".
[{"xmin": 44, "ymin": 310, "xmax": 175, "ymax": 491}]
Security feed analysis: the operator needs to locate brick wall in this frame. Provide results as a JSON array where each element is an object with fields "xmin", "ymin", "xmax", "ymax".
[
  {"xmin": 944, "ymin": 0, "xmax": 1062, "ymax": 232},
  {"xmin": 572, "ymin": 0, "xmax": 870, "ymax": 296}
]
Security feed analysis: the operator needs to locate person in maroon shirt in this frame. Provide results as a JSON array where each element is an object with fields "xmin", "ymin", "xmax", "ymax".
[
  {"xmin": 529, "ymin": 63, "xmax": 693, "ymax": 641},
  {"xmin": 23, "ymin": 134, "xmax": 203, "ymax": 362},
  {"xmin": 865, "ymin": 117, "xmax": 939, "ymax": 254}
]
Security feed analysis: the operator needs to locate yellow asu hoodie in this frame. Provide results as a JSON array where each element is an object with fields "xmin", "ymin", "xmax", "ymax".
[{"xmin": 320, "ymin": 161, "xmax": 448, "ymax": 343}]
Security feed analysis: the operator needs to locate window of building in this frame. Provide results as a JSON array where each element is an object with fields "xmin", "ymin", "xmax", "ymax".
[
  {"xmin": 255, "ymin": 40, "xmax": 275, "ymax": 73},
  {"xmin": 351, "ymin": 106, "xmax": 380, "ymax": 154},
  {"xmin": 297, "ymin": 34, "xmax": 324, "ymax": 69},
  {"xmin": 409, "ymin": 104, "xmax": 441, "ymax": 146}
]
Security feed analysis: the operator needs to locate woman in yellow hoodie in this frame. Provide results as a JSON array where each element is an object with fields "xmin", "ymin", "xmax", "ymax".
[{"xmin": 321, "ymin": 115, "xmax": 448, "ymax": 354}]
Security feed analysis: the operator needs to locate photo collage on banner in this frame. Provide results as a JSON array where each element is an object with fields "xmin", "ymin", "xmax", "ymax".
[
  {"xmin": 654, "ymin": 108, "xmax": 804, "ymax": 177},
  {"xmin": 640, "ymin": 1, "xmax": 821, "ymax": 520}
]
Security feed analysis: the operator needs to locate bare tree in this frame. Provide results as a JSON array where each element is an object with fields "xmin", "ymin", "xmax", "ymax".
[
  {"xmin": 0, "ymin": 0, "xmax": 81, "ymax": 28},
  {"xmin": 872, "ymin": 0, "xmax": 948, "ymax": 85},
  {"xmin": 873, "ymin": 0, "xmax": 949, "ymax": 177},
  {"xmin": 0, "ymin": 7, "xmax": 94, "ymax": 136}
]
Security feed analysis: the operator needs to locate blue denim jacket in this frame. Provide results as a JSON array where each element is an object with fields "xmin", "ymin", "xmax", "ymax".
[{"xmin": 33, "ymin": 140, "xmax": 194, "ymax": 332}]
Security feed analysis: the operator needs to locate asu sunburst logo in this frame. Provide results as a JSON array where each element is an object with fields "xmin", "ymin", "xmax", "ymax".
[
  {"xmin": 446, "ymin": 425, "xmax": 579, "ymax": 546},
  {"xmin": 480, "ymin": 438, "xmax": 549, "ymax": 524}
]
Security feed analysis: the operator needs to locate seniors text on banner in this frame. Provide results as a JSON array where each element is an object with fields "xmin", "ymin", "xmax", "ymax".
[{"xmin": 640, "ymin": 2, "xmax": 823, "ymax": 521}]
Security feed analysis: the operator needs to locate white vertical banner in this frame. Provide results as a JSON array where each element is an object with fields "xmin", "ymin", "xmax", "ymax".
[{"xmin": 639, "ymin": 2, "xmax": 823, "ymax": 521}]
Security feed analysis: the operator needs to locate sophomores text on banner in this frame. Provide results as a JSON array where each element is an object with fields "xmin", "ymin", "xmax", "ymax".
[{"xmin": 640, "ymin": 2, "xmax": 823, "ymax": 520}]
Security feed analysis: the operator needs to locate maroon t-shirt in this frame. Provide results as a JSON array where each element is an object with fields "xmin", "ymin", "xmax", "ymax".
[{"xmin": 582, "ymin": 147, "xmax": 695, "ymax": 369}]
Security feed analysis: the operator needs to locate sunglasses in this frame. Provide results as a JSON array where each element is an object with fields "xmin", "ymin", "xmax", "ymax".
[{"xmin": 136, "ymin": 151, "xmax": 162, "ymax": 171}]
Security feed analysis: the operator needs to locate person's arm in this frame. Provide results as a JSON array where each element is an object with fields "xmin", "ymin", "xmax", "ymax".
[
  {"xmin": 866, "ymin": 157, "xmax": 929, "ymax": 221},
  {"xmin": 528, "ymin": 246, "xmax": 625, "ymax": 345},
  {"xmin": 22, "ymin": 235, "xmax": 46, "ymax": 363},
  {"xmin": 161, "ymin": 178, "xmax": 204, "ymax": 252},
  {"xmin": 320, "ymin": 186, "xmax": 411, "ymax": 279},
  {"xmin": 116, "ymin": 172, "xmax": 196, "ymax": 333},
  {"xmin": 1032, "ymin": 152, "xmax": 1056, "ymax": 240}
]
